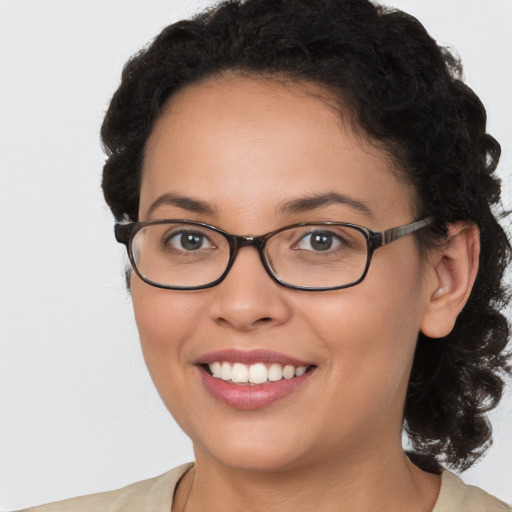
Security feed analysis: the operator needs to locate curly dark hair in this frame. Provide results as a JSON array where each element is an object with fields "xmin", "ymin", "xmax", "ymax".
[{"xmin": 101, "ymin": 0, "xmax": 511, "ymax": 471}]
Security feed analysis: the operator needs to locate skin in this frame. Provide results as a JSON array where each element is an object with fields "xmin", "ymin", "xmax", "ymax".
[{"xmin": 132, "ymin": 75, "xmax": 479, "ymax": 511}]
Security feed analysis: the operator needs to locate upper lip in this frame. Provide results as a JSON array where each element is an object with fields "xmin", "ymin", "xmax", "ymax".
[{"xmin": 195, "ymin": 348, "xmax": 314, "ymax": 367}]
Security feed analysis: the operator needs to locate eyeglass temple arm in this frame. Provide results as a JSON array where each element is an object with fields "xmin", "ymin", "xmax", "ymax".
[
  {"xmin": 379, "ymin": 216, "xmax": 435, "ymax": 246},
  {"xmin": 114, "ymin": 223, "xmax": 133, "ymax": 245}
]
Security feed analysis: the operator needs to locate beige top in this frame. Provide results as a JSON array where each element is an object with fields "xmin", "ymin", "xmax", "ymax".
[{"xmin": 21, "ymin": 463, "xmax": 511, "ymax": 512}]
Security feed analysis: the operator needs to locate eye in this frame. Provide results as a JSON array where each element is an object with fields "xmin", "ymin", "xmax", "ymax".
[
  {"xmin": 165, "ymin": 230, "xmax": 214, "ymax": 251},
  {"xmin": 295, "ymin": 231, "xmax": 344, "ymax": 252}
]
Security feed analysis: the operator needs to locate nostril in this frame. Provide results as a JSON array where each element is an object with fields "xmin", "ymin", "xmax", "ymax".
[
  {"xmin": 215, "ymin": 315, "xmax": 274, "ymax": 329},
  {"xmin": 252, "ymin": 317, "xmax": 274, "ymax": 326}
]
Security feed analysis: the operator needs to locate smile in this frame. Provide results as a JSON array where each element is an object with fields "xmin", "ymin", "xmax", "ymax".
[
  {"xmin": 207, "ymin": 361, "xmax": 309, "ymax": 384},
  {"xmin": 196, "ymin": 349, "xmax": 316, "ymax": 409}
]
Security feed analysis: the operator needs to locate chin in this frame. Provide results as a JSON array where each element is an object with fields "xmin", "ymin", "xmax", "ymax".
[
  {"xmin": 189, "ymin": 418, "xmax": 316, "ymax": 473},
  {"xmin": 200, "ymin": 441, "xmax": 308, "ymax": 474}
]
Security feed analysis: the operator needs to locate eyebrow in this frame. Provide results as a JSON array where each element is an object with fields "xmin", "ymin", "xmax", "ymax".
[
  {"xmin": 146, "ymin": 192, "xmax": 217, "ymax": 218},
  {"xmin": 278, "ymin": 192, "xmax": 375, "ymax": 218},
  {"xmin": 146, "ymin": 191, "xmax": 374, "ymax": 220}
]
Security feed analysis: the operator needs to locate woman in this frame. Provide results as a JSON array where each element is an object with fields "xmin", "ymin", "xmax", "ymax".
[{"xmin": 22, "ymin": 0, "xmax": 510, "ymax": 510}]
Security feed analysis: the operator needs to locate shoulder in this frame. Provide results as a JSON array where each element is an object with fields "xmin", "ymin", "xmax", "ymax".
[
  {"xmin": 433, "ymin": 469, "xmax": 511, "ymax": 512},
  {"xmin": 19, "ymin": 463, "xmax": 193, "ymax": 512}
]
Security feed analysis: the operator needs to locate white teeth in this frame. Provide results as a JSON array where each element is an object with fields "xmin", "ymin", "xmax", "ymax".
[
  {"xmin": 295, "ymin": 366, "xmax": 307, "ymax": 377},
  {"xmin": 220, "ymin": 362, "xmax": 231, "ymax": 381},
  {"xmin": 207, "ymin": 361, "xmax": 310, "ymax": 384},
  {"xmin": 231, "ymin": 362, "xmax": 249, "ymax": 383},
  {"xmin": 211, "ymin": 361, "xmax": 222, "ymax": 378},
  {"xmin": 249, "ymin": 363, "xmax": 268, "ymax": 384},
  {"xmin": 268, "ymin": 363, "xmax": 283, "ymax": 382},
  {"xmin": 283, "ymin": 365, "xmax": 295, "ymax": 379}
]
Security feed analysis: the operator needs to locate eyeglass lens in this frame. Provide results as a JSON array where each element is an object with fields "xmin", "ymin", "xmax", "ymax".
[{"xmin": 130, "ymin": 222, "xmax": 369, "ymax": 289}]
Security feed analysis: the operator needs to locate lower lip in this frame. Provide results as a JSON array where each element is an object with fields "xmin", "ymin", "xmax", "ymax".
[{"xmin": 198, "ymin": 367, "xmax": 315, "ymax": 410}]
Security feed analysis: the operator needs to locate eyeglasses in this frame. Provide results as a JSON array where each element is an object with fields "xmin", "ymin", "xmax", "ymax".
[{"xmin": 115, "ymin": 217, "xmax": 434, "ymax": 291}]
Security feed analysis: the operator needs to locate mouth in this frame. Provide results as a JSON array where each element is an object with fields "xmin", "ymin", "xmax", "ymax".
[
  {"xmin": 195, "ymin": 349, "xmax": 317, "ymax": 410},
  {"xmin": 203, "ymin": 361, "xmax": 313, "ymax": 384}
]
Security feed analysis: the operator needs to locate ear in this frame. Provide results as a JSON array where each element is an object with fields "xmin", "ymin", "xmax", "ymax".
[{"xmin": 420, "ymin": 222, "xmax": 480, "ymax": 339}]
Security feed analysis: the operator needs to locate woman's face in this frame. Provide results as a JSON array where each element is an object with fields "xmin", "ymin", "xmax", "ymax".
[{"xmin": 133, "ymin": 75, "xmax": 435, "ymax": 472}]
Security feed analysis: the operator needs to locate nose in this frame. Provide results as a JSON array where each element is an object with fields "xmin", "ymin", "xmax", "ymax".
[{"xmin": 208, "ymin": 246, "xmax": 293, "ymax": 332}]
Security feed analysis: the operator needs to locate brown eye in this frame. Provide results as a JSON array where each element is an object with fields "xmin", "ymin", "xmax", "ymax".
[
  {"xmin": 295, "ymin": 231, "xmax": 343, "ymax": 252},
  {"xmin": 165, "ymin": 230, "xmax": 212, "ymax": 251}
]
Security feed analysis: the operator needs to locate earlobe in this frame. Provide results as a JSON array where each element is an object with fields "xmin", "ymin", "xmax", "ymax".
[{"xmin": 420, "ymin": 222, "xmax": 480, "ymax": 339}]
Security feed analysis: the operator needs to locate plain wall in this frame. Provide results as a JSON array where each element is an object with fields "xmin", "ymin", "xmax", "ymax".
[{"xmin": 0, "ymin": 1, "xmax": 510, "ymax": 509}]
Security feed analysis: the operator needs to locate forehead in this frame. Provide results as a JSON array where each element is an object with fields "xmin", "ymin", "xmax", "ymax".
[{"xmin": 140, "ymin": 75, "xmax": 415, "ymax": 228}]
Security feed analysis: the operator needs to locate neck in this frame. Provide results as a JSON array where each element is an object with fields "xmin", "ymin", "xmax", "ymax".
[{"xmin": 177, "ymin": 442, "xmax": 440, "ymax": 512}]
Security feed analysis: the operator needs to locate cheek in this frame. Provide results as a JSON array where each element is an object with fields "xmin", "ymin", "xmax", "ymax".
[
  {"xmin": 131, "ymin": 279, "xmax": 201, "ymax": 379},
  {"xmin": 307, "ymin": 260, "xmax": 426, "ymax": 408},
  {"xmin": 312, "ymin": 291, "xmax": 418, "ymax": 375},
  {"xmin": 130, "ymin": 281, "xmax": 212, "ymax": 437}
]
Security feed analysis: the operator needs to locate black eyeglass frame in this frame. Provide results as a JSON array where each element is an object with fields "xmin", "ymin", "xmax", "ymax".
[{"xmin": 115, "ymin": 217, "xmax": 434, "ymax": 292}]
